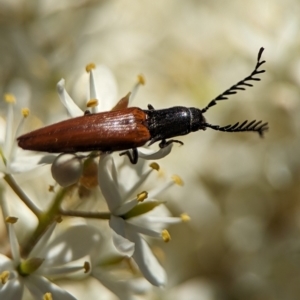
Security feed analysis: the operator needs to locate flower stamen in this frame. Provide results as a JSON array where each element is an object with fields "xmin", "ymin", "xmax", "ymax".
[
  {"xmin": 87, "ymin": 98, "xmax": 99, "ymax": 107},
  {"xmin": 180, "ymin": 213, "xmax": 191, "ymax": 222},
  {"xmin": 5, "ymin": 216, "xmax": 18, "ymax": 224},
  {"xmin": 149, "ymin": 162, "xmax": 160, "ymax": 171},
  {"xmin": 12, "ymin": 108, "xmax": 31, "ymax": 156},
  {"xmin": 129, "ymin": 74, "xmax": 146, "ymax": 104},
  {"xmin": 161, "ymin": 229, "xmax": 171, "ymax": 242},
  {"xmin": 4, "ymin": 93, "xmax": 16, "ymax": 104},
  {"xmin": 85, "ymin": 63, "xmax": 96, "ymax": 73},
  {"xmin": 0, "ymin": 270, "xmax": 10, "ymax": 284},
  {"xmin": 21, "ymin": 108, "xmax": 30, "ymax": 118},
  {"xmin": 84, "ymin": 261, "xmax": 90, "ymax": 273},
  {"xmin": 137, "ymin": 191, "xmax": 148, "ymax": 202},
  {"xmin": 137, "ymin": 74, "xmax": 145, "ymax": 85},
  {"xmin": 48, "ymin": 185, "xmax": 55, "ymax": 192},
  {"xmin": 43, "ymin": 292, "xmax": 53, "ymax": 300},
  {"xmin": 148, "ymin": 174, "xmax": 183, "ymax": 200},
  {"xmin": 171, "ymin": 175, "xmax": 184, "ymax": 186}
]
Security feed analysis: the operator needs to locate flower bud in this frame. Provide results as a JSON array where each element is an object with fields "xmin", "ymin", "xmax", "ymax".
[{"xmin": 51, "ymin": 153, "xmax": 83, "ymax": 187}]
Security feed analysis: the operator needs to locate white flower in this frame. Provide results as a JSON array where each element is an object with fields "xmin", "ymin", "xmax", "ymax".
[
  {"xmin": 87, "ymin": 206, "xmax": 153, "ymax": 299},
  {"xmin": 0, "ymin": 197, "xmax": 101, "ymax": 300},
  {"xmin": 91, "ymin": 262, "xmax": 152, "ymax": 300},
  {"xmin": 56, "ymin": 64, "xmax": 119, "ymax": 117},
  {"xmin": 98, "ymin": 154, "xmax": 187, "ymax": 286},
  {"xmin": 0, "ymin": 94, "xmax": 56, "ymax": 174}
]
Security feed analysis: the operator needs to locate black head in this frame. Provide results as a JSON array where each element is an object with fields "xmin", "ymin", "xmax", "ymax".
[{"xmin": 189, "ymin": 107, "xmax": 207, "ymax": 132}]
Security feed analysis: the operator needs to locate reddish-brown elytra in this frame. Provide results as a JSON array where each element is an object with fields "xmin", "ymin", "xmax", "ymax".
[
  {"xmin": 18, "ymin": 108, "xmax": 150, "ymax": 153},
  {"xmin": 17, "ymin": 48, "xmax": 268, "ymax": 164}
]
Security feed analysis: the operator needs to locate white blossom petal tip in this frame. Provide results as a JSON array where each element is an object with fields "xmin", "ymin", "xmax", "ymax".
[
  {"xmin": 56, "ymin": 79, "xmax": 83, "ymax": 117},
  {"xmin": 138, "ymin": 144, "xmax": 173, "ymax": 160}
]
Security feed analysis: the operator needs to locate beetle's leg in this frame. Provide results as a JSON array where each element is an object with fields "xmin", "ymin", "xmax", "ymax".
[
  {"xmin": 119, "ymin": 148, "xmax": 138, "ymax": 164},
  {"xmin": 159, "ymin": 139, "xmax": 184, "ymax": 148},
  {"xmin": 148, "ymin": 104, "xmax": 155, "ymax": 110}
]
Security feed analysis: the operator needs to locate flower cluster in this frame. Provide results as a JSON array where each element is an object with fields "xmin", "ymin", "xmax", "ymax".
[{"xmin": 0, "ymin": 65, "xmax": 189, "ymax": 299}]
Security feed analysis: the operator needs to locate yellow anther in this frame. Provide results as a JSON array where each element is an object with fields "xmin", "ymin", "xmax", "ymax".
[
  {"xmin": 137, "ymin": 74, "xmax": 145, "ymax": 85},
  {"xmin": 5, "ymin": 216, "xmax": 18, "ymax": 224},
  {"xmin": 0, "ymin": 271, "xmax": 9, "ymax": 284},
  {"xmin": 171, "ymin": 175, "xmax": 184, "ymax": 186},
  {"xmin": 84, "ymin": 261, "xmax": 90, "ymax": 273},
  {"xmin": 48, "ymin": 185, "xmax": 55, "ymax": 192},
  {"xmin": 161, "ymin": 229, "xmax": 171, "ymax": 242},
  {"xmin": 85, "ymin": 63, "xmax": 96, "ymax": 73},
  {"xmin": 4, "ymin": 93, "xmax": 16, "ymax": 103},
  {"xmin": 43, "ymin": 293, "xmax": 53, "ymax": 300},
  {"xmin": 137, "ymin": 191, "xmax": 148, "ymax": 202},
  {"xmin": 86, "ymin": 98, "xmax": 99, "ymax": 107},
  {"xmin": 180, "ymin": 213, "xmax": 190, "ymax": 222},
  {"xmin": 22, "ymin": 108, "xmax": 30, "ymax": 118},
  {"xmin": 149, "ymin": 162, "xmax": 160, "ymax": 171}
]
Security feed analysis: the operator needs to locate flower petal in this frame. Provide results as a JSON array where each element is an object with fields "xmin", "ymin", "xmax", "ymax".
[
  {"xmin": 127, "ymin": 231, "xmax": 166, "ymax": 286},
  {"xmin": 0, "ymin": 116, "xmax": 6, "ymax": 144},
  {"xmin": 111, "ymin": 231, "xmax": 135, "ymax": 257},
  {"xmin": 42, "ymin": 225, "xmax": 102, "ymax": 266},
  {"xmin": 122, "ymin": 166, "xmax": 155, "ymax": 200},
  {"xmin": 91, "ymin": 66, "xmax": 118, "ymax": 112},
  {"xmin": 109, "ymin": 216, "xmax": 135, "ymax": 256},
  {"xmin": 126, "ymin": 222, "xmax": 162, "ymax": 239},
  {"xmin": 92, "ymin": 269, "xmax": 151, "ymax": 299},
  {"xmin": 114, "ymin": 198, "xmax": 139, "ymax": 216},
  {"xmin": 98, "ymin": 155, "xmax": 123, "ymax": 212},
  {"xmin": 3, "ymin": 100, "xmax": 14, "ymax": 156},
  {"xmin": 24, "ymin": 275, "xmax": 76, "ymax": 300},
  {"xmin": 38, "ymin": 260, "xmax": 88, "ymax": 278},
  {"xmin": 7, "ymin": 223, "xmax": 20, "ymax": 265},
  {"xmin": 0, "ymin": 254, "xmax": 15, "ymax": 270},
  {"xmin": 28, "ymin": 222, "xmax": 57, "ymax": 259},
  {"xmin": 57, "ymin": 79, "xmax": 83, "ymax": 118},
  {"xmin": 8, "ymin": 153, "xmax": 57, "ymax": 173},
  {"xmin": 0, "ymin": 277, "xmax": 23, "ymax": 300},
  {"xmin": 137, "ymin": 144, "xmax": 173, "ymax": 160}
]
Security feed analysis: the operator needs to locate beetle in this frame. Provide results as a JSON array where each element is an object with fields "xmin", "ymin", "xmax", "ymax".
[{"xmin": 17, "ymin": 48, "xmax": 268, "ymax": 164}]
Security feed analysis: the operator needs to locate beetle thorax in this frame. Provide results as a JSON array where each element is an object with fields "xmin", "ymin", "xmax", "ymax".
[{"xmin": 188, "ymin": 107, "xmax": 206, "ymax": 132}]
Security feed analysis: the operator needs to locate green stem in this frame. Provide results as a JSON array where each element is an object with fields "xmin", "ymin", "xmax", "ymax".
[
  {"xmin": 59, "ymin": 209, "xmax": 110, "ymax": 219},
  {"xmin": 21, "ymin": 187, "xmax": 68, "ymax": 257},
  {"xmin": 4, "ymin": 174, "xmax": 41, "ymax": 217}
]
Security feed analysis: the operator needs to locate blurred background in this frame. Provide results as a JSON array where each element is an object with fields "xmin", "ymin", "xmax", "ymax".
[{"xmin": 1, "ymin": 0, "xmax": 300, "ymax": 299}]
